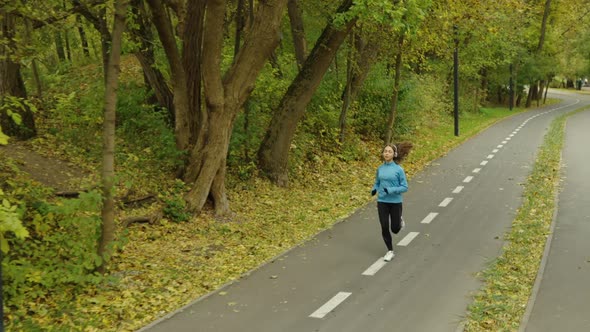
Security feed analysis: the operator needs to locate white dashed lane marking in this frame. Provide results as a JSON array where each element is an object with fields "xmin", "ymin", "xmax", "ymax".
[
  {"xmin": 439, "ymin": 197, "xmax": 453, "ymax": 207},
  {"xmin": 397, "ymin": 232, "xmax": 420, "ymax": 246},
  {"xmin": 362, "ymin": 259, "xmax": 388, "ymax": 276},
  {"xmin": 309, "ymin": 292, "xmax": 352, "ymax": 319},
  {"xmin": 421, "ymin": 212, "xmax": 439, "ymax": 224},
  {"xmin": 335, "ymin": 99, "xmax": 583, "ymax": 322}
]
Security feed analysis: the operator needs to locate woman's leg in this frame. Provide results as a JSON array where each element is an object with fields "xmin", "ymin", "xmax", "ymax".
[
  {"xmin": 377, "ymin": 202, "xmax": 393, "ymax": 251},
  {"xmin": 390, "ymin": 203, "xmax": 403, "ymax": 234}
]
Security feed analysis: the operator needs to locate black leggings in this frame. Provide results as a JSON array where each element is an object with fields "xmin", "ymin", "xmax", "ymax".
[{"xmin": 377, "ymin": 202, "xmax": 403, "ymax": 251}]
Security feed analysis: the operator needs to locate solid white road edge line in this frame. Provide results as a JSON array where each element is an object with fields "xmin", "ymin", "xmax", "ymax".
[{"xmin": 309, "ymin": 292, "xmax": 352, "ymax": 319}]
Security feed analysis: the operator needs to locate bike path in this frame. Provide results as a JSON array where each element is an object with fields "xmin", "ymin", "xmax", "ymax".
[{"xmin": 521, "ymin": 108, "xmax": 590, "ymax": 332}]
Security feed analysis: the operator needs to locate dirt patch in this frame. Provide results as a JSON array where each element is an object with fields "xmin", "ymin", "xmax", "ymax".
[{"xmin": 0, "ymin": 141, "xmax": 90, "ymax": 192}]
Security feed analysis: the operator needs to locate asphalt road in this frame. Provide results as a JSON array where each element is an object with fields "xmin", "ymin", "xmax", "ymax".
[
  {"xmin": 139, "ymin": 90, "xmax": 590, "ymax": 332},
  {"xmin": 521, "ymin": 99, "xmax": 590, "ymax": 332}
]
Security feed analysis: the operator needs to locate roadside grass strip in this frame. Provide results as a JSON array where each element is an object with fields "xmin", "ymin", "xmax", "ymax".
[{"xmin": 463, "ymin": 107, "xmax": 589, "ymax": 331}]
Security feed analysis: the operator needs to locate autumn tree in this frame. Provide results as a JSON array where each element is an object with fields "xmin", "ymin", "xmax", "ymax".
[
  {"xmin": 257, "ymin": 0, "xmax": 427, "ymax": 185},
  {"xmin": 144, "ymin": 0, "xmax": 290, "ymax": 215},
  {"xmin": 257, "ymin": 0, "xmax": 356, "ymax": 186},
  {"xmin": 97, "ymin": 0, "xmax": 128, "ymax": 272}
]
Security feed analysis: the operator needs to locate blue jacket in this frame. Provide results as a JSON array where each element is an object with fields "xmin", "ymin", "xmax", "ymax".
[{"xmin": 372, "ymin": 161, "xmax": 408, "ymax": 203}]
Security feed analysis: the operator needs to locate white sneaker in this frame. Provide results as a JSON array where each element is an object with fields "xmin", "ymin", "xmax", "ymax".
[
  {"xmin": 383, "ymin": 250, "xmax": 395, "ymax": 262},
  {"xmin": 401, "ymin": 217, "xmax": 405, "ymax": 231}
]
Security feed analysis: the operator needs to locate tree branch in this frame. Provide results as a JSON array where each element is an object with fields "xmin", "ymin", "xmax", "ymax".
[{"xmin": 7, "ymin": 0, "xmax": 105, "ymax": 30}]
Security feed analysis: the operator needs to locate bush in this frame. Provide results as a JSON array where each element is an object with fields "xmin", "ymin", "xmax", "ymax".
[
  {"xmin": 162, "ymin": 180, "xmax": 190, "ymax": 223},
  {"xmin": 3, "ymin": 188, "xmax": 107, "ymax": 313}
]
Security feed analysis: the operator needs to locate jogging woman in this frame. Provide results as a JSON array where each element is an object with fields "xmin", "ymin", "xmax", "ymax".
[{"xmin": 371, "ymin": 143, "xmax": 412, "ymax": 261}]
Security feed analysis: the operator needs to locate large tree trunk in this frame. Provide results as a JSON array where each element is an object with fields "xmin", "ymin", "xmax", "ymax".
[
  {"xmin": 537, "ymin": 79, "xmax": 545, "ymax": 106},
  {"xmin": 183, "ymin": 0, "xmax": 289, "ymax": 215},
  {"xmin": 257, "ymin": 0, "xmax": 355, "ymax": 186},
  {"xmin": 182, "ymin": 1, "xmax": 206, "ymax": 148},
  {"xmin": 0, "ymin": 10, "xmax": 36, "ymax": 140},
  {"xmin": 525, "ymin": 82, "xmax": 536, "ymax": 108},
  {"xmin": 97, "ymin": 0, "xmax": 128, "ymax": 273},
  {"xmin": 184, "ymin": 110, "xmax": 235, "ymax": 214},
  {"xmin": 287, "ymin": 0, "xmax": 307, "ymax": 69}
]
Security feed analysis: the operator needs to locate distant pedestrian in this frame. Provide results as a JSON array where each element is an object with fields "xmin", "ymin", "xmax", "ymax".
[{"xmin": 371, "ymin": 142, "xmax": 413, "ymax": 261}]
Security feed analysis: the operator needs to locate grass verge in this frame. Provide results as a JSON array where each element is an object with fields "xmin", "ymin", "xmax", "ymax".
[{"xmin": 463, "ymin": 105, "xmax": 590, "ymax": 331}]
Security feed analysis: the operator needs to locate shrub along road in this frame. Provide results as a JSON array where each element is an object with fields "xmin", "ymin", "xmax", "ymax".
[{"xmin": 139, "ymin": 91, "xmax": 590, "ymax": 332}]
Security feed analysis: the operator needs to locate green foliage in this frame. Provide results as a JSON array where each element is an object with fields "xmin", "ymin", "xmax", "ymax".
[
  {"xmin": 0, "ymin": 96, "xmax": 32, "ymax": 126},
  {"xmin": 116, "ymin": 82, "xmax": 183, "ymax": 172},
  {"xmin": 0, "ymin": 129, "xmax": 8, "ymax": 145},
  {"xmin": 0, "ymin": 96, "xmax": 38, "ymax": 145},
  {"xmin": 228, "ymin": 60, "xmax": 295, "ymax": 169},
  {"xmin": 45, "ymin": 87, "xmax": 104, "ymax": 162},
  {"xmin": 3, "ymin": 183, "xmax": 108, "ymax": 316},
  {"xmin": 0, "ymin": 189, "xmax": 29, "ymax": 253},
  {"xmin": 353, "ymin": 67, "xmax": 450, "ymax": 141},
  {"xmin": 162, "ymin": 180, "xmax": 190, "ymax": 223}
]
